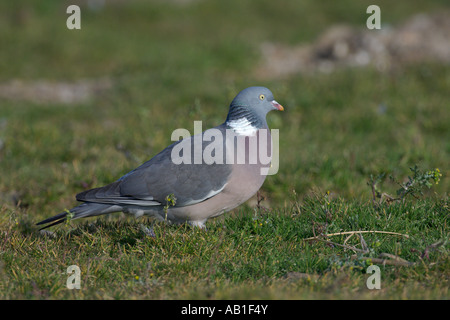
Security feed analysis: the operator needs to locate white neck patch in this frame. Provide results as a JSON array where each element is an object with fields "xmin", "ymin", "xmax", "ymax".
[{"xmin": 227, "ymin": 117, "xmax": 258, "ymax": 136}]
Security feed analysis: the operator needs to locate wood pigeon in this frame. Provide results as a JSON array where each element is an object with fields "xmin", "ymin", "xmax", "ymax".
[{"xmin": 37, "ymin": 86, "xmax": 284, "ymax": 229}]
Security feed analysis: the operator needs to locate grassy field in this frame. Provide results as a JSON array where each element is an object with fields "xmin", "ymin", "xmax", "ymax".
[{"xmin": 0, "ymin": 0, "xmax": 449, "ymax": 300}]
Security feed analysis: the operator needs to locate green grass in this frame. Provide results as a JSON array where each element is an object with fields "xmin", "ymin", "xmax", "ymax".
[
  {"xmin": 0, "ymin": 0, "xmax": 449, "ymax": 299},
  {"xmin": 1, "ymin": 197, "xmax": 448, "ymax": 299}
]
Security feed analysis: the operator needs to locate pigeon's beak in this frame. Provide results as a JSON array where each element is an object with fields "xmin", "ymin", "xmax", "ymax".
[{"xmin": 271, "ymin": 100, "xmax": 284, "ymax": 111}]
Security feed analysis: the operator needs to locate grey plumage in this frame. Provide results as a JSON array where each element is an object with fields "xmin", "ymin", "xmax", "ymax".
[{"xmin": 37, "ymin": 86, "xmax": 283, "ymax": 229}]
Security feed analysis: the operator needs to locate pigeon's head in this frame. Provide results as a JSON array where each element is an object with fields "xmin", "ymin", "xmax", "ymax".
[{"xmin": 226, "ymin": 87, "xmax": 283, "ymax": 130}]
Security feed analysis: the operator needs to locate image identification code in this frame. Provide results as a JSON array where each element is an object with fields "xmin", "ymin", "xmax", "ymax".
[{"xmin": 181, "ymin": 304, "xmax": 268, "ymax": 317}]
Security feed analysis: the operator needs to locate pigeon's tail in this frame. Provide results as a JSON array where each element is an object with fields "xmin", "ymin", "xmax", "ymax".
[{"xmin": 36, "ymin": 203, "xmax": 120, "ymax": 230}]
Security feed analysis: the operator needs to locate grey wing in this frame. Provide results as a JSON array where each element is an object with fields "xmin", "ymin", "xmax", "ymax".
[{"xmin": 76, "ymin": 133, "xmax": 232, "ymax": 207}]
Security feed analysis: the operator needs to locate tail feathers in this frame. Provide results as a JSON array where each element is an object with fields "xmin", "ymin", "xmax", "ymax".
[{"xmin": 37, "ymin": 203, "xmax": 120, "ymax": 230}]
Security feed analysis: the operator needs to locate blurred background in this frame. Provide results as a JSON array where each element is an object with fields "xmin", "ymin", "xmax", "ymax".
[{"xmin": 0, "ymin": 0, "xmax": 449, "ymax": 217}]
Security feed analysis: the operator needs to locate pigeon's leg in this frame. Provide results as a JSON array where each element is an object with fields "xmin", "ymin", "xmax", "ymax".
[
  {"xmin": 140, "ymin": 224, "xmax": 156, "ymax": 237},
  {"xmin": 139, "ymin": 218, "xmax": 156, "ymax": 238},
  {"xmin": 188, "ymin": 220, "xmax": 208, "ymax": 231}
]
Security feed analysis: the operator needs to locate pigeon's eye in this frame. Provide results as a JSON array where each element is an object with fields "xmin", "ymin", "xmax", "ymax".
[{"xmin": 259, "ymin": 94, "xmax": 265, "ymax": 100}]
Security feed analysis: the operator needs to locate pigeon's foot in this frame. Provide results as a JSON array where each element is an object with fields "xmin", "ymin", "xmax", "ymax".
[{"xmin": 188, "ymin": 220, "xmax": 208, "ymax": 230}]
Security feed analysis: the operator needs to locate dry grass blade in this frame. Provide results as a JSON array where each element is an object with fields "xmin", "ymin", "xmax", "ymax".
[
  {"xmin": 359, "ymin": 233, "xmax": 368, "ymax": 252},
  {"xmin": 421, "ymin": 239, "xmax": 446, "ymax": 259},
  {"xmin": 351, "ymin": 254, "xmax": 414, "ymax": 267},
  {"xmin": 379, "ymin": 253, "xmax": 410, "ymax": 263},
  {"xmin": 303, "ymin": 230, "xmax": 409, "ymax": 241},
  {"xmin": 307, "ymin": 237, "xmax": 369, "ymax": 253}
]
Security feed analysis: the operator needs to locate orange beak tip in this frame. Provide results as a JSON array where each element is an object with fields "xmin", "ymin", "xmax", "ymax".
[{"xmin": 271, "ymin": 100, "xmax": 284, "ymax": 111}]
